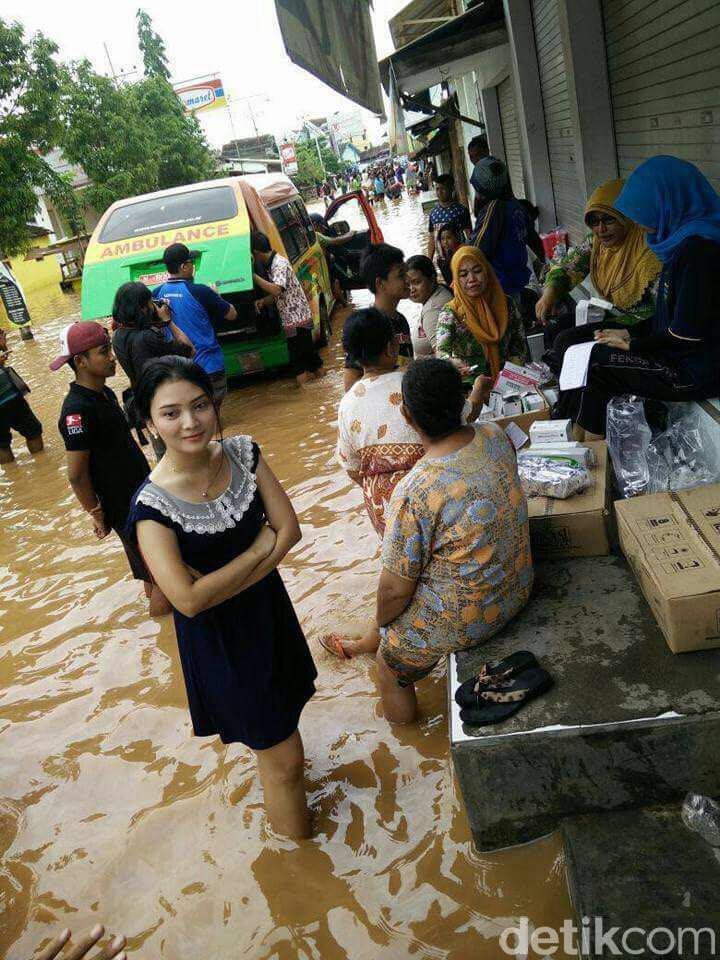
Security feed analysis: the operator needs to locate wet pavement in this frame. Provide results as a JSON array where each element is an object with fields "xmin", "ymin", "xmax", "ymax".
[{"xmin": 0, "ymin": 193, "xmax": 572, "ymax": 959}]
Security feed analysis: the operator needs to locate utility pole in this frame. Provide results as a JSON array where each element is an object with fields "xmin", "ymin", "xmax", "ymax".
[
  {"xmin": 102, "ymin": 42, "xmax": 137, "ymax": 86},
  {"xmin": 303, "ymin": 117, "xmax": 327, "ymax": 176},
  {"xmin": 103, "ymin": 42, "xmax": 117, "ymax": 82},
  {"xmin": 230, "ymin": 93, "xmax": 270, "ymax": 150}
]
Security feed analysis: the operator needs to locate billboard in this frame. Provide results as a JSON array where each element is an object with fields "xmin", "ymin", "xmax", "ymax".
[
  {"xmin": 175, "ymin": 76, "xmax": 227, "ymax": 114},
  {"xmin": 280, "ymin": 142, "xmax": 298, "ymax": 175}
]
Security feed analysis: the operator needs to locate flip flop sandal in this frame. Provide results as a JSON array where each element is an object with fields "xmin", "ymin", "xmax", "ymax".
[
  {"xmin": 459, "ymin": 666, "xmax": 553, "ymax": 727},
  {"xmin": 454, "ymin": 650, "xmax": 538, "ymax": 709},
  {"xmin": 319, "ymin": 633, "xmax": 352, "ymax": 660}
]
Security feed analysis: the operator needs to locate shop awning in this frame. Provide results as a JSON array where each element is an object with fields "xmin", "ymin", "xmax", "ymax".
[
  {"xmin": 411, "ymin": 124, "xmax": 450, "ymax": 161},
  {"xmin": 274, "ymin": 0, "xmax": 384, "ymax": 115},
  {"xmin": 379, "ymin": 0, "xmax": 507, "ymax": 96}
]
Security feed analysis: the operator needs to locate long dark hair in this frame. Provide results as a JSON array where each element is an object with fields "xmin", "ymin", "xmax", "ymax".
[
  {"xmin": 112, "ymin": 281, "xmax": 153, "ymax": 328},
  {"xmin": 134, "ymin": 356, "xmax": 218, "ymax": 424},
  {"xmin": 401, "ymin": 358, "xmax": 465, "ymax": 438}
]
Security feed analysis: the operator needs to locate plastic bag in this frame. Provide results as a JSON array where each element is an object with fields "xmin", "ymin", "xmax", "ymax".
[
  {"xmin": 606, "ymin": 396, "xmax": 652, "ymax": 498},
  {"xmin": 518, "ymin": 456, "xmax": 590, "ymax": 499},
  {"xmin": 647, "ymin": 407, "xmax": 720, "ymax": 493},
  {"xmin": 681, "ymin": 792, "xmax": 720, "ymax": 846}
]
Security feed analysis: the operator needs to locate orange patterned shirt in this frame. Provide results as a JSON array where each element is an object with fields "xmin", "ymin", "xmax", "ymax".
[{"xmin": 336, "ymin": 370, "xmax": 424, "ymax": 537}]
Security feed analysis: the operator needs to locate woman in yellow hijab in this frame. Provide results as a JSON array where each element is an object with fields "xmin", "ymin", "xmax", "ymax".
[
  {"xmin": 539, "ymin": 179, "xmax": 663, "ymax": 378},
  {"xmin": 435, "ymin": 246, "xmax": 529, "ymax": 379},
  {"xmin": 536, "ymin": 178, "xmax": 661, "ymax": 324}
]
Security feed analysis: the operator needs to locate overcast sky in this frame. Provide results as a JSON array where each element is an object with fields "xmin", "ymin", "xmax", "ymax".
[{"xmin": 3, "ymin": 0, "xmax": 409, "ymax": 148}]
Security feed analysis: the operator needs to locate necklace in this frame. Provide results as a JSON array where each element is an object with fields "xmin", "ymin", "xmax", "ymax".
[{"xmin": 168, "ymin": 448, "xmax": 226, "ymax": 499}]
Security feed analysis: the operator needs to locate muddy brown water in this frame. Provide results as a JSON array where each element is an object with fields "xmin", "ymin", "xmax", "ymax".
[{"xmin": 0, "ymin": 194, "xmax": 572, "ymax": 959}]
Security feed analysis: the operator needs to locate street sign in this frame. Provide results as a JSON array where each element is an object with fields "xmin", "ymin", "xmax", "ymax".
[
  {"xmin": 280, "ymin": 142, "xmax": 299, "ymax": 175},
  {"xmin": 175, "ymin": 77, "xmax": 227, "ymax": 114}
]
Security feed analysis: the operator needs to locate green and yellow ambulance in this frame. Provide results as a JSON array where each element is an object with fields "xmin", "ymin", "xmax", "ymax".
[{"xmin": 81, "ymin": 174, "xmax": 335, "ymax": 377}]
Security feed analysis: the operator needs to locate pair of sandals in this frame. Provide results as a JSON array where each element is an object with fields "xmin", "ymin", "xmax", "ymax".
[{"xmin": 454, "ymin": 650, "xmax": 552, "ymax": 727}]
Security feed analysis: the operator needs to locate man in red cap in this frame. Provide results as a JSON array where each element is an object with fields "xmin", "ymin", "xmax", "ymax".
[{"xmin": 53, "ymin": 321, "xmax": 169, "ymax": 615}]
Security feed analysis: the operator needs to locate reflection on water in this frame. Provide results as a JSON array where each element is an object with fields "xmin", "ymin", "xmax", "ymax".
[{"xmin": 0, "ymin": 194, "xmax": 571, "ymax": 958}]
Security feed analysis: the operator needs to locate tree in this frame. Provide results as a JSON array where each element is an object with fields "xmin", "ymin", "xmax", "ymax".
[
  {"xmin": 59, "ymin": 13, "xmax": 216, "ymax": 216},
  {"xmin": 136, "ymin": 8, "xmax": 170, "ymax": 81},
  {"xmin": 0, "ymin": 19, "xmax": 76, "ymax": 255},
  {"xmin": 135, "ymin": 76, "xmax": 216, "ymax": 190},
  {"xmin": 291, "ymin": 138, "xmax": 341, "ymax": 192},
  {"xmin": 60, "ymin": 60, "xmax": 159, "ymax": 214}
]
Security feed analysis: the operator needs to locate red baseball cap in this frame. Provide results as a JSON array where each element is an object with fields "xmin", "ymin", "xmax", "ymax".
[{"xmin": 49, "ymin": 321, "xmax": 111, "ymax": 371}]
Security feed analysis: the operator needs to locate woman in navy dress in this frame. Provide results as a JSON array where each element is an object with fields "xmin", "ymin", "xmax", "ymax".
[{"xmin": 128, "ymin": 356, "xmax": 317, "ymax": 838}]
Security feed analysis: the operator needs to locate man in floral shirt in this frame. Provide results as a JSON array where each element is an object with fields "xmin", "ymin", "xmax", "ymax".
[{"xmin": 251, "ymin": 231, "xmax": 325, "ymax": 385}]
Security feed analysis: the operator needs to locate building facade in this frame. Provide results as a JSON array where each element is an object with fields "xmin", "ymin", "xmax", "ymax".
[{"xmin": 385, "ymin": 0, "xmax": 720, "ymax": 240}]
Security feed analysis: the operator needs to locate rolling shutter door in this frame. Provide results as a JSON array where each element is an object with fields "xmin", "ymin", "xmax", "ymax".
[
  {"xmin": 603, "ymin": 0, "xmax": 720, "ymax": 192},
  {"xmin": 497, "ymin": 77, "xmax": 525, "ymax": 199},
  {"xmin": 532, "ymin": 0, "xmax": 586, "ymax": 242}
]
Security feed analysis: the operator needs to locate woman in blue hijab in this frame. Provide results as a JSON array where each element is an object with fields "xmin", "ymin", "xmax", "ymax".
[
  {"xmin": 615, "ymin": 155, "xmax": 720, "ymax": 261},
  {"xmin": 554, "ymin": 156, "xmax": 720, "ymax": 438}
]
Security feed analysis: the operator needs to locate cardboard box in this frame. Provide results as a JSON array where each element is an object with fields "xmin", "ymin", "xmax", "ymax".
[
  {"xmin": 491, "ymin": 387, "xmax": 551, "ymax": 436},
  {"xmin": 528, "ymin": 441, "xmax": 610, "ymax": 559},
  {"xmin": 615, "ymin": 484, "xmax": 720, "ymax": 653}
]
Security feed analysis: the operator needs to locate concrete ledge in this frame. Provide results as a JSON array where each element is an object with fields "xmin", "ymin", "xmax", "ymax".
[
  {"xmin": 563, "ymin": 806, "xmax": 720, "ymax": 958},
  {"xmin": 449, "ymin": 557, "xmax": 720, "ymax": 850}
]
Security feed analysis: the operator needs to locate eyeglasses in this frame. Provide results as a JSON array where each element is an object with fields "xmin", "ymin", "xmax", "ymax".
[{"xmin": 586, "ymin": 214, "xmax": 618, "ymax": 228}]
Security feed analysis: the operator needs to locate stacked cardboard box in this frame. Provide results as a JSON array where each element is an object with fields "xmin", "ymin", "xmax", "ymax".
[
  {"xmin": 527, "ymin": 441, "xmax": 610, "ymax": 559},
  {"xmin": 616, "ymin": 484, "xmax": 720, "ymax": 653}
]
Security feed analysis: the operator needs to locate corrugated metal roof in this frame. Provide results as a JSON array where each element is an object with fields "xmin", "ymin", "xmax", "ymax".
[{"xmin": 389, "ymin": 0, "xmax": 455, "ymax": 49}]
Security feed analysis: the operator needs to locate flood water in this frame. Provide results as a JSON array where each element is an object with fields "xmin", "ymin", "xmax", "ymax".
[{"xmin": 0, "ymin": 193, "xmax": 572, "ymax": 959}]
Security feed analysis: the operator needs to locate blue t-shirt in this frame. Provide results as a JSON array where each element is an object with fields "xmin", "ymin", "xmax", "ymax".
[
  {"xmin": 428, "ymin": 201, "xmax": 471, "ymax": 236},
  {"xmin": 152, "ymin": 279, "xmax": 231, "ymax": 374}
]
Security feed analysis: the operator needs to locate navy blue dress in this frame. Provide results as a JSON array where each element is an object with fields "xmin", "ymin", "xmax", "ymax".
[{"xmin": 127, "ymin": 435, "xmax": 317, "ymax": 750}]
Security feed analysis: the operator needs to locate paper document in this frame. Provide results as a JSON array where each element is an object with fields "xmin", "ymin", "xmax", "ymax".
[{"xmin": 559, "ymin": 341, "xmax": 596, "ymax": 391}]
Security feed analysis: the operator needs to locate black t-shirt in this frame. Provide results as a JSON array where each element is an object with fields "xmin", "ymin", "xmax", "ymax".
[
  {"xmin": 112, "ymin": 325, "xmax": 190, "ymax": 387},
  {"xmin": 344, "ymin": 310, "xmax": 414, "ymax": 371},
  {"xmin": 58, "ymin": 382, "xmax": 150, "ymax": 528}
]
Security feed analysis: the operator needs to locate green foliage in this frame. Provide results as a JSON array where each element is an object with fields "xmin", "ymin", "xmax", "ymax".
[
  {"xmin": 60, "ymin": 60, "xmax": 158, "ymax": 214},
  {"xmin": 0, "ymin": 19, "xmax": 66, "ymax": 255},
  {"xmin": 291, "ymin": 139, "xmax": 341, "ymax": 192},
  {"xmin": 59, "ymin": 12, "xmax": 216, "ymax": 217},
  {"xmin": 136, "ymin": 8, "xmax": 170, "ymax": 81},
  {"xmin": 0, "ymin": 13, "xmax": 216, "ymax": 253},
  {"xmin": 134, "ymin": 76, "xmax": 217, "ymax": 190}
]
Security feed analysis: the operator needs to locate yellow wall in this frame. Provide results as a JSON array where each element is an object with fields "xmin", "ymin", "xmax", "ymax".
[{"xmin": 10, "ymin": 235, "xmax": 62, "ymax": 295}]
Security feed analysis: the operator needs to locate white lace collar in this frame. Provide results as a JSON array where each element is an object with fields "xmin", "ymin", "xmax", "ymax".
[{"xmin": 136, "ymin": 435, "xmax": 257, "ymax": 534}]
